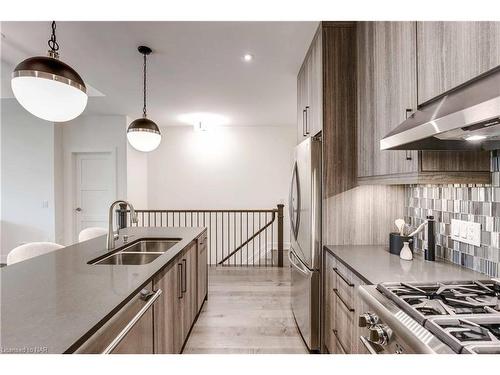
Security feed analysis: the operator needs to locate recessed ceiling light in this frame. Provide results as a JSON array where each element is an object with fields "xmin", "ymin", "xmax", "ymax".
[
  {"xmin": 178, "ymin": 112, "xmax": 229, "ymax": 131},
  {"xmin": 243, "ymin": 54, "xmax": 253, "ymax": 62},
  {"xmin": 465, "ymin": 135, "xmax": 487, "ymax": 141}
]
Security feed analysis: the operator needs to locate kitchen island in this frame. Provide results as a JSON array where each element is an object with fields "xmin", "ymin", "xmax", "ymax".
[{"xmin": 0, "ymin": 227, "xmax": 207, "ymax": 354}]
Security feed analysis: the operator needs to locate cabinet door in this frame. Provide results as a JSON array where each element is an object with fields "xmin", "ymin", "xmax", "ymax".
[
  {"xmin": 323, "ymin": 252, "xmax": 336, "ymax": 353},
  {"xmin": 297, "ymin": 65, "xmax": 308, "ymax": 143},
  {"xmin": 417, "ymin": 21, "xmax": 500, "ymax": 104},
  {"xmin": 153, "ymin": 261, "xmax": 184, "ymax": 353},
  {"xmin": 181, "ymin": 242, "xmax": 197, "ymax": 339},
  {"xmin": 189, "ymin": 242, "xmax": 199, "ymax": 322},
  {"xmin": 197, "ymin": 232, "xmax": 208, "ymax": 308},
  {"xmin": 307, "ymin": 27, "xmax": 323, "ymax": 137},
  {"xmin": 357, "ymin": 22, "xmax": 418, "ymax": 178}
]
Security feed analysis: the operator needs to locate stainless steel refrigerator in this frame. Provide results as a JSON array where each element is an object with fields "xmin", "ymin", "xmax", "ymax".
[{"xmin": 288, "ymin": 136, "xmax": 321, "ymax": 352}]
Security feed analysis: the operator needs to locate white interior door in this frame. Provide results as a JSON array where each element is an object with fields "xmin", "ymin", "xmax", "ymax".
[{"xmin": 74, "ymin": 152, "xmax": 116, "ymax": 241}]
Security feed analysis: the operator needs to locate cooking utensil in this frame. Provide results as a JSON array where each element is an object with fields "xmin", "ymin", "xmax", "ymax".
[
  {"xmin": 408, "ymin": 221, "xmax": 427, "ymax": 237},
  {"xmin": 395, "ymin": 219, "xmax": 405, "ymax": 236}
]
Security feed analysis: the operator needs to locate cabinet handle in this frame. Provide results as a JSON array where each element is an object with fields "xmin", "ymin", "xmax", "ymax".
[
  {"xmin": 332, "ymin": 267, "xmax": 354, "ymax": 287},
  {"xmin": 102, "ymin": 289, "xmax": 162, "ymax": 354},
  {"xmin": 333, "ymin": 329, "xmax": 349, "ymax": 354},
  {"xmin": 302, "ymin": 109, "xmax": 306, "ymax": 136},
  {"xmin": 305, "ymin": 106, "xmax": 310, "ymax": 135},
  {"xmin": 177, "ymin": 263, "xmax": 183, "ymax": 299},
  {"xmin": 182, "ymin": 259, "xmax": 187, "ymax": 293},
  {"xmin": 334, "ymin": 288, "xmax": 355, "ymax": 312},
  {"xmin": 404, "ymin": 109, "xmax": 413, "ymax": 161}
]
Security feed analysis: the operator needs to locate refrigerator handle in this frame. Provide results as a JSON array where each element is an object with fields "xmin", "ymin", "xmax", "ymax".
[
  {"xmin": 289, "ymin": 162, "xmax": 300, "ymax": 240},
  {"xmin": 289, "ymin": 250, "xmax": 310, "ymax": 276}
]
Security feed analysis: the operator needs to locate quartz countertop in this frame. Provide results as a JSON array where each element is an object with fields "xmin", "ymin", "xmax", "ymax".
[
  {"xmin": 0, "ymin": 227, "xmax": 205, "ymax": 354},
  {"xmin": 324, "ymin": 245, "xmax": 486, "ymax": 285}
]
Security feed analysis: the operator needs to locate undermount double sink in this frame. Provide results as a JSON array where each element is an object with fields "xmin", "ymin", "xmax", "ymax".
[{"xmin": 89, "ymin": 239, "xmax": 181, "ymax": 266}]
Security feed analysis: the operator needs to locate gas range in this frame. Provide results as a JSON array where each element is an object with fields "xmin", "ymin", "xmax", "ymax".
[{"xmin": 358, "ymin": 279, "xmax": 500, "ymax": 354}]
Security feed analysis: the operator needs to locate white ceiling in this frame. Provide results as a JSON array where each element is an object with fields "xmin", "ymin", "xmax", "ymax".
[{"xmin": 1, "ymin": 21, "xmax": 318, "ymax": 127}]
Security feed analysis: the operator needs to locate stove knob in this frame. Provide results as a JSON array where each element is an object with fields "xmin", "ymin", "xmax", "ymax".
[
  {"xmin": 359, "ymin": 312, "xmax": 379, "ymax": 327},
  {"xmin": 369, "ymin": 324, "xmax": 392, "ymax": 346}
]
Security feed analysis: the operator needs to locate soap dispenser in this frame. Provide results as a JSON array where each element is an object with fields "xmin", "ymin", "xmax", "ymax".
[{"xmin": 400, "ymin": 241, "xmax": 413, "ymax": 261}]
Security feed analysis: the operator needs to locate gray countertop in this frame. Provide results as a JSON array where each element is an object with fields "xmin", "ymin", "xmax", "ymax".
[
  {"xmin": 324, "ymin": 245, "xmax": 487, "ymax": 285},
  {"xmin": 0, "ymin": 227, "xmax": 205, "ymax": 354}
]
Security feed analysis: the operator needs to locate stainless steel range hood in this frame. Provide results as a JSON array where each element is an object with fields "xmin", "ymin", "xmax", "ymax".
[{"xmin": 380, "ymin": 67, "xmax": 500, "ymax": 151}]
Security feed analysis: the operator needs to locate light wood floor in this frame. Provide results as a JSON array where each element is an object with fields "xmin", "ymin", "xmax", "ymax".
[{"xmin": 183, "ymin": 267, "xmax": 309, "ymax": 354}]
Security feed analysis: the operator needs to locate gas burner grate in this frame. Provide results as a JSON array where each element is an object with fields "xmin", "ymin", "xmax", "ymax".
[
  {"xmin": 377, "ymin": 280, "xmax": 500, "ymax": 322},
  {"xmin": 425, "ymin": 316, "xmax": 500, "ymax": 353}
]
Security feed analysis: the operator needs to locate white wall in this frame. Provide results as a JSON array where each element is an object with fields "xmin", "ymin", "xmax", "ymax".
[
  {"xmin": 146, "ymin": 126, "xmax": 296, "ymax": 245},
  {"xmin": 58, "ymin": 115, "xmax": 128, "ymax": 244},
  {"xmin": 0, "ymin": 100, "xmax": 55, "ymax": 262}
]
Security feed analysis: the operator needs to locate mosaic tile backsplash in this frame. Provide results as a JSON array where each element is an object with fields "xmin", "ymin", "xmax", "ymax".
[{"xmin": 404, "ymin": 151, "xmax": 500, "ymax": 278}]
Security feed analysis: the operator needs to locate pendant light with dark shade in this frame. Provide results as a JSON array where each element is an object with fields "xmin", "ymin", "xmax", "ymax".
[
  {"xmin": 127, "ymin": 46, "xmax": 161, "ymax": 152},
  {"xmin": 11, "ymin": 21, "xmax": 88, "ymax": 122}
]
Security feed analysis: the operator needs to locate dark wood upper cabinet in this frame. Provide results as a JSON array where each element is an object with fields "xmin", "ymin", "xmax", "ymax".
[
  {"xmin": 297, "ymin": 26, "xmax": 323, "ymax": 143},
  {"xmin": 417, "ymin": 21, "xmax": 500, "ymax": 104},
  {"xmin": 356, "ymin": 21, "xmax": 491, "ymax": 185},
  {"xmin": 298, "ymin": 22, "xmax": 357, "ymax": 198},
  {"xmin": 357, "ymin": 22, "xmax": 419, "ymax": 179}
]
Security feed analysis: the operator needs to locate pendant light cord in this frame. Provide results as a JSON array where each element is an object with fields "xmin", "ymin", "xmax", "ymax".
[
  {"xmin": 48, "ymin": 21, "xmax": 60, "ymax": 53},
  {"xmin": 143, "ymin": 53, "xmax": 147, "ymax": 118}
]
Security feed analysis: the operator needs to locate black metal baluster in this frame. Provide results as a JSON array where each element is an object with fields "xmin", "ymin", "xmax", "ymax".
[
  {"xmin": 246, "ymin": 212, "xmax": 249, "ymax": 267},
  {"xmin": 271, "ymin": 218, "xmax": 274, "ymax": 266},
  {"xmin": 233, "ymin": 212, "xmax": 237, "ymax": 266},
  {"xmin": 215, "ymin": 211, "xmax": 219, "ymax": 265},
  {"xmin": 222, "ymin": 212, "xmax": 225, "ymax": 267},
  {"xmin": 265, "ymin": 212, "xmax": 268, "ymax": 267},
  {"xmin": 258, "ymin": 213, "xmax": 262, "ymax": 267},
  {"xmin": 252, "ymin": 213, "xmax": 255, "ymax": 266},
  {"xmin": 240, "ymin": 212, "xmax": 243, "ymax": 266}
]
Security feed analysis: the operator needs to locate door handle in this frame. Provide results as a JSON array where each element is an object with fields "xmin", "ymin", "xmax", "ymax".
[
  {"xmin": 288, "ymin": 251, "xmax": 309, "ymax": 276},
  {"xmin": 102, "ymin": 289, "xmax": 162, "ymax": 354},
  {"xmin": 177, "ymin": 263, "xmax": 183, "ymax": 299},
  {"xmin": 305, "ymin": 106, "xmax": 310, "ymax": 135},
  {"xmin": 75, "ymin": 207, "xmax": 82, "ymax": 212},
  {"xmin": 405, "ymin": 109, "xmax": 413, "ymax": 161},
  {"xmin": 302, "ymin": 109, "xmax": 306, "ymax": 136},
  {"xmin": 182, "ymin": 259, "xmax": 187, "ymax": 293}
]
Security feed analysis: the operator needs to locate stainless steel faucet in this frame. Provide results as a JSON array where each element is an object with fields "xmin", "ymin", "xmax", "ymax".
[{"xmin": 107, "ymin": 200, "xmax": 138, "ymax": 250}]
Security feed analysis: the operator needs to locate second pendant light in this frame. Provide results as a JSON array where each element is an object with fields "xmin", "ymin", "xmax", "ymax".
[{"xmin": 127, "ymin": 46, "xmax": 161, "ymax": 152}]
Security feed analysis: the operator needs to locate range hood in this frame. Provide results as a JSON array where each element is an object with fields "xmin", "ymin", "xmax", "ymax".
[{"xmin": 380, "ymin": 67, "xmax": 500, "ymax": 151}]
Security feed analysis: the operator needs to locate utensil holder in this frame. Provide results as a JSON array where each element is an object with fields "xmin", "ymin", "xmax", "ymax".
[{"xmin": 389, "ymin": 232, "xmax": 414, "ymax": 256}]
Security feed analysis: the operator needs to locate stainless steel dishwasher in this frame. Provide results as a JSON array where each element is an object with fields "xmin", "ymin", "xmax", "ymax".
[{"xmin": 74, "ymin": 282, "xmax": 162, "ymax": 354}]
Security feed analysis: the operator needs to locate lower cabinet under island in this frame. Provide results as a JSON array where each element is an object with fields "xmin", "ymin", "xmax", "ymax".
[{"xmin": 74, "ymin": 230, "xmax": 208, "ymax": 354}]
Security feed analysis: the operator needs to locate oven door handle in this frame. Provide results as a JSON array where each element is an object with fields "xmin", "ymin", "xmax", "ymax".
[{"xmin": 360, "ymin": 336, "xmax": 380, "ymax": 354}]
